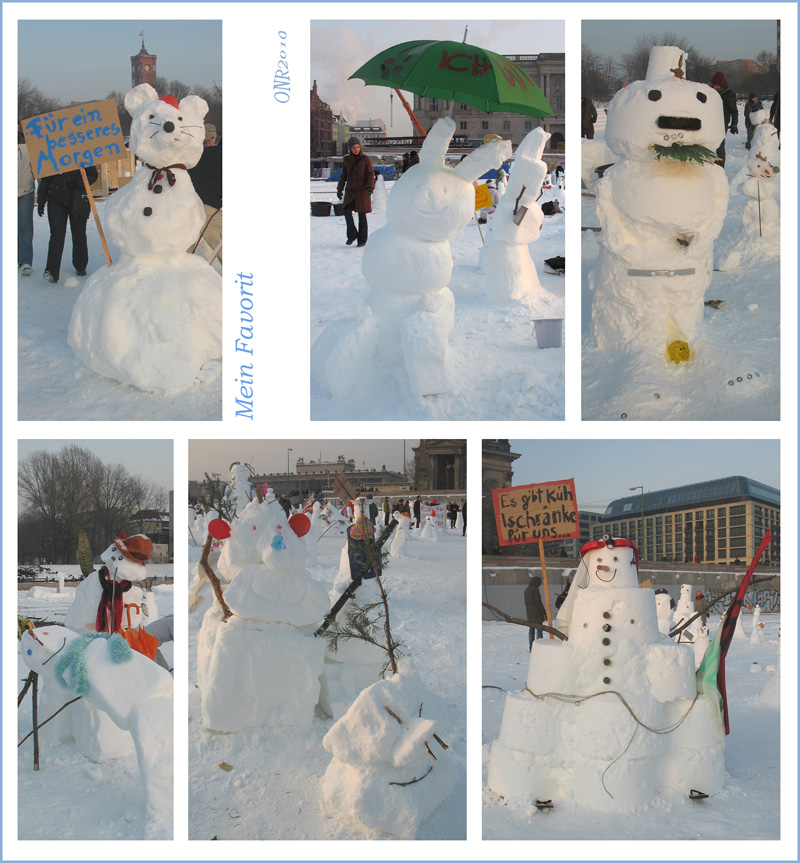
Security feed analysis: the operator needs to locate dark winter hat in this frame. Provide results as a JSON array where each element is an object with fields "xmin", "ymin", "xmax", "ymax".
[
  {"xmin": 748, "ymin": 93, "xmax": 758, "ymax": 100},
  {"xmin": 348, "ymin": 136, "xmax": 362, "ymax": 149},
  {"xmin": 710, "ymin": 71, "xmax": 728, "ymax": 89}
]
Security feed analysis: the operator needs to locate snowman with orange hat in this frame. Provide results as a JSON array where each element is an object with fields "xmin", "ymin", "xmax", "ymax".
[{"xmin": 65, "ymin": 533, "xmax": 157, "ymax": 635}]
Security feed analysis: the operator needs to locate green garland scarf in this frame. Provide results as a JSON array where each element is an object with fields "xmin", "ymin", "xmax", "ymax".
[
  {"xmin": 54, "ymin": 633, "xmax": 133, "ymax": 695},
  {"xmin": 649, "ymin": 142, "xmax": 721, "ymax": 165}
]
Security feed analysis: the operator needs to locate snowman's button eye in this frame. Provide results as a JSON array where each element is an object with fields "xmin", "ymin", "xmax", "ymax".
[
  {"xmin": 648, "ymin": 90, "xmax": 662, "ymax": 101},
  {"xmin": 178, "ymin": 116, "xmax": 183, "ymax": 121},
  {"xmin": 613, "ymin": 556, "xmax": 618, "ymax": 561},
  {"xmin": 149, "ymin": 114, "xmax": 155, "ymax": 119},
  {"xmin": 696, "ymin": 91, "xmax": 707, "ymax": 103}
]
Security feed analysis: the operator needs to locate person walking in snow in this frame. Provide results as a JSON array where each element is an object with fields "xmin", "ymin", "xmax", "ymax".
[
  {"xmin": 581, "ymin": 96, "xmax": 598, "ymax": 139},
  {"xmin": 744, "ymin": 93, "xmax": 764, "ymax": 149},
  {"xmin": 461, "ymin": 498, "xmax": 467, "ymax": 536},
  {"xmin": 524, "ymin": 576, "xmax": 547, "ymax": 649},
  {"xmin": 709, "ymin": 72, "xmax": 738, "ymax": 167},
  {"xmin": 36, "ymin": 165, "xmax": 98, "ymax": 283},
  {"xmin": 336, "ymin": 136, "xmax": 374, "ymax": 247},
  {"xmin": 413, "ymin": 496, "xmax": 421, "ymax": 528},
  {"xmin": 18, "ymin": 125, "xmax": 35, "ymax": 276},
  {"xmin": 382, "ymin": 497, "xmax": 390, "ymax": 526},
  {"xmin": 447, "ymin": 500, "xmax": 458, "ymax": 528}
]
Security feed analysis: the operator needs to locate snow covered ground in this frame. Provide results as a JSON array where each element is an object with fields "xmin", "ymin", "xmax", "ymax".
[
  {"xmin": 16, "ymin": 578, "xmax": 174, "ymax": 841},
  {"xmin": 482, "ymin": 613, "xmax": 780, "ymax": 841},
  {"xmin": 187, "ymin": 521, "xmax": 466, "ymax": 840},
  {"xmin": 310, "ymin": 176, "xmax": 566, "ymax": 420},
  {"xmin": 582, "ymin": 103, "xmax": 780, "ymax": 421},
  {"xmin": 17, "ymin": 203, "xmax": 221, "ymax": 421}
]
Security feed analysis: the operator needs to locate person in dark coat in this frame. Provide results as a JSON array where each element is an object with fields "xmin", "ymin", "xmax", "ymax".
[
  {"xmin": 581, "ymin": 96, "xmax": 598, "ymax": 139},
  {"xmin": 525, "ymin": 576, "xmax": 547, "ymax": 650},
  {"xmin": 188, "ymin": 123, "xmax": 222, "ymax": 258},
  {"xmin": 709, "ymin": 72, "xmax": 738, "ymax": 167},
  {"xmin": 743, "ymin": 93, "xmax": 763, "ymax": 149},
  {"xmin": 461, "ymin": 497, "xmax": 466, "ymax": 536},
  {"xmin": 413, "ymin": 496, "xmax": 421, "ymax": 528},
  {"xmin": 769, "ymin": 90, "xmax": 780, "ymax": 135},
  {"xmin": 407, "ymin": 150, "xmax": 420, "ymax": 168},
  {"xmin": 36, "ymin": 165, "xmax": 98, "ymax": 282},
  {"xmin": 337, "ymin": 136, "xmax": 374, "ymax": 247}
]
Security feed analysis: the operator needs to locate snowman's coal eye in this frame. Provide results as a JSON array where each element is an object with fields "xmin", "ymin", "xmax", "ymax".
[
  {"xmin": 178, "ymin": 116, "xmax": 183, "ymax": 121},
  {"xmin": 149, "ymin": 114, "xmax": 155, "ymax": 119},
  {"xmin": 648, "ymin": 90, "xmax": 662, "ymax": 101},
  {"xmin": 696, "ymin": 91, "xmax": 707, "ymax": 103},
  {"xmin": 613, "ymin": 556, "xmax": 618, "ymax": 561}
]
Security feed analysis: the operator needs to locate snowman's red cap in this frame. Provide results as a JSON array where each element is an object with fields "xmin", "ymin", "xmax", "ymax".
[
  {"xmin": 581, "ymin": 535, "xmax": 639, "ymax": 566},
  {"xmin": 114, "ymin": 534, "xmax": 153, "ymax": 565},
  {"xmin": 160, "ymin": 95, "xmax": 179, "ymax": 110}
]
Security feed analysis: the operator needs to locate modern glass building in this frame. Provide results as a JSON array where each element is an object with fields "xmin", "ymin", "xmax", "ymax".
[{"xmin": 591, "ymin": 476, "xmax": 780, "ymax": 565}]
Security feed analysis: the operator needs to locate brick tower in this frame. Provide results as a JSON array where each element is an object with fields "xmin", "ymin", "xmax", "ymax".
[{"xmin": 131, "ymin": 37, "xmax": 157, "ymax": 87}]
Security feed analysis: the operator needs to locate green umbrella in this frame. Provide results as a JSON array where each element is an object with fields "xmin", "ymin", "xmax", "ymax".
[{"xmin": 350, "ymin": 39, "xmax": 555, "ymax": 118}]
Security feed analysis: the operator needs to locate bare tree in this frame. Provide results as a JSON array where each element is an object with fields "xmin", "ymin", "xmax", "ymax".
[{"xmin": 18, "ymin": 77, "xmax": 60, "ymax": 121}]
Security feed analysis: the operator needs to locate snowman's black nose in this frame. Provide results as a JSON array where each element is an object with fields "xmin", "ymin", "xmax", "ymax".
[{"xmin": 163, "ymin": 120, "xmax": 175, "ymax": 133}]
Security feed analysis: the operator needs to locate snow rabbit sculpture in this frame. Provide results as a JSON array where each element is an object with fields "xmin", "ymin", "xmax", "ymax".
[
  {"xmin": 68, "ymin": 83, "xmax": 221, "ymax": 394},
  {"xmin": 312, "ymin": 117, "xmax": 510, "ymax": 399}
]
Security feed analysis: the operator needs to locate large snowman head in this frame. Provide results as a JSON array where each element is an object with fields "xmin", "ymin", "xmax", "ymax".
[
  {"xmin": 100, "ymin": 534, "xmax": 152, "ymax": 582},
  {"xmin": 21, "ymin": 626, "xmax": 79, "ymax": 674},
  {"xmin": 605, "ymin": 46, "xmax": 725, "ymax": 160},
  {"xmin": 124, "ymin": 83, "xmax": 208, "ymax": 168},
  {"xmin": 578, "ymin": 536, "xmax": 639, "ymax": 589},
  {"xmin": 387, "ymin": 117, "xmax": 511, "ymax": 241}
]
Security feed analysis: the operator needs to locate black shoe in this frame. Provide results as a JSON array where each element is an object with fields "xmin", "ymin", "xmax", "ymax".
[
  {"xmin": 43, "ymin": 270, "xmax": 58, "ymax": 283},
  {"xmin": 76, "ymin": 270, "xmax": 87, "ymax": 276},
  {"xmin": 357, "ymin": 241, "xmax": 367, "ymax": 247},
  {"xmin": 346, "ymin": 239, "xmax": 355, "ymax": 246}
]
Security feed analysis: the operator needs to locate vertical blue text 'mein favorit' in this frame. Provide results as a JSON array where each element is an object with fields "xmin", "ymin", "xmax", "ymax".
[{"xmin": 235, "ymin": 272, "xmax": 254, "ymax": 420}]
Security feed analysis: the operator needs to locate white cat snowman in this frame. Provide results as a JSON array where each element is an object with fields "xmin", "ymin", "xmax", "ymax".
[
  {"xmin": 68, "ymin": 83, "xmax": 221, "ymax": 394},
  {"xmin": 589, "ymin": 46, "xmax": 729, "ymax": 365},
  {"xmin": 481, "ymin": 126, "xmax": 551, "ymax": 307},
  {"xmin": 312, "ymin": 117, "xmax": 510, "ymax": 399}
]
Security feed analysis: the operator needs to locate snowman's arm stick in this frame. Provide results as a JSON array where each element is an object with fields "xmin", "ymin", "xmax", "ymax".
[
  {"xmin": 18, "ymin": 670, "xmax": 35, "ymax": 707},
  {"xmin": 18, "ymin": 695, "xmax": 83, "ymax": 748},
  {"xmin": 200, "ymin": 533, "xmax": 233, "ymax": 621},
  {"xmin": 80, "ymin": 167, "xmax": 112, "ymax": 267},
  {"xmin": 481, "ymin": 602, "xmax": 567, "ymax": 641}
]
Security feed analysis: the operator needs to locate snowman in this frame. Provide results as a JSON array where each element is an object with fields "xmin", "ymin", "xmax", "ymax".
[
  {"xmin": 312, "ymin": 117, "xmax": 510, "ymax": 399},
  {"xmin": 68, "ymin": 83, "xmax": 221, "ymax": 394},
  {"xmin": 65, "ymin": 534, "xmax": 156, "ymax": 634},
  {"xmin": 22, "ymin": 626, "xmax": 173, "ymax": 837},
  {"xmin": 750, "ymin": 604, "xmax": 766, "ymax": 644},
  {"xmin": 322, "ymin": 660, "xmax": 455, "ymax": 838},
  {"xmin": 196, "ymin": 492, "xmax": 331, "ymax": 731},
  {"xmin": 481, "ymin": 126, "xmax": 555, "ymax": 309},
  {"xmin": 488, "ymin": 536, "xmax": 724, "ymax": 810},
  {"xmin": 589, "ymin": 46, "xmax": 729, "ymax": 365}
]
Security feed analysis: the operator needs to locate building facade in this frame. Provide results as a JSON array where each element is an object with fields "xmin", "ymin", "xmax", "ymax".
[
  {"xmin": 592, "ymin": 476, "xmax": 780, "ymax": 565},
  {"xmin": 481, "ymin": 439, "xmax": 521, "ymax": 553},
  {"xmin": 310, "ymin": 80, "xmax": 334, "ymax": 158},
  {"xmin": 412, "ymin": 53, "xmax": 565, "ymax": 149},
  {"xmin": 412, "ymin": 440, "xmax": 467, "ymax": 492},
  {"xmin": 131, "ymin": 40, "xmax": 157, "ymax": 87}
]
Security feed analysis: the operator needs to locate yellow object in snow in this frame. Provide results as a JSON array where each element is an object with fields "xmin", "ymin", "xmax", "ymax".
[{"xmin": 667, "ymin": 340, "xmax": 691, "ymax": 363}]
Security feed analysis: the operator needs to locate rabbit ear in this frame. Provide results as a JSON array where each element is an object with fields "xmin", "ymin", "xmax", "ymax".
[
  {"xmin": 419, "ymin": 118, "xmax": 456, "ymax": 166},
  {"xmin": 454, "ymin": 138, "xmax": 512, "ymax": 183},
  {"xmin": 515, "ymin": 127, "xmax": 550, "ymax": 163}
]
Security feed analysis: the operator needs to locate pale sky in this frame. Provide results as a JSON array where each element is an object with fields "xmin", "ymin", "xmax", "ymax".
[
  {"xmin": 18, "ymin": 20, "xmax": 221, "ymax": 104},
  {"xmin": 18, "ymin": 439, "xmax": 173, "ymax": 490},
  {"xmin": 582, "ymin": 19, "xmax": 779, "ymax": 66},
  {"xmin": 189, "ymin": 439, "xmax": 419, "ymax": 480},
  {"xmin": 311, "ymin": 19, "xmax": 565, "ymax": 137},
  {"xmin": 506, "ymin": 439, "xmax": 780, "ymax": 514}
]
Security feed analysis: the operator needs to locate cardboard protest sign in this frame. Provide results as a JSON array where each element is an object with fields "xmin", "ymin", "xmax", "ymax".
[
  {"xmin": 333, "ymin": 472, "xmax": 357, "ymax": 503},
  {"xmin": 474, "ymin": 182, "xmax": 493, "ymax": 211},
  {"xmin": 491, "ymin": 479, "xmax": 579, "ymax": 546},
  {"xmin": 22, "ymin": 99, "xmax": 126, "ymax": 179},
  {"xmin": 421, "ymin": 503, "xmax": 446, "ymax": 528}
]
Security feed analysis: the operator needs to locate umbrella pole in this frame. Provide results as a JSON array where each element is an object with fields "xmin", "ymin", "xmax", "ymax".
[{"xmin": 394, "ymin": 88, "xmax": 427, "ymax": 138}]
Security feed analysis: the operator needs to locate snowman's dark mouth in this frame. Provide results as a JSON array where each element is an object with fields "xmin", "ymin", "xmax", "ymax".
[{"xmin": 658, "ymin": 116, "xmax": 702, "ymax": 131}]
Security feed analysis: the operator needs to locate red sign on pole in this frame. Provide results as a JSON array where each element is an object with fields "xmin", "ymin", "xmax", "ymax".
[{"xmin": 491, "ymin": 479, "xmax": 579, "ymax": 546}]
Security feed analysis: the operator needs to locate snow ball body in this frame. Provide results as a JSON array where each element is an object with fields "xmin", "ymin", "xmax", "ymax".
[
  {"xmin": 68, "ymin": 83, "xmax": 221, "ymax": 394},
  {"xmin": 590, "ymin": 47, "xmax": 729, "ymax": 356}
]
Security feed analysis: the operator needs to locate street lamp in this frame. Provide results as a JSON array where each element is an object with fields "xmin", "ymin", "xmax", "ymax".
[
  {"xmin": 287, "ymin": 448, "xmax": 293, "ymax": 475},
  {"xmin": 629, "ymin": 486, "xmax": 645, "ymax": 560}
]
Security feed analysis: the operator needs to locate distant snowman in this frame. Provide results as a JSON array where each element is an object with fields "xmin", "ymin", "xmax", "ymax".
[
  {"xmin": 68, "ymin": 83, "xmax": 221, "ymax": 394},
  {"xmin": 589, "ymin": 46, "xmax": 729, "ymax": 365},
  {"xmin": 488, "ymin": 535, "xmax": 725, "ymax": 810}
]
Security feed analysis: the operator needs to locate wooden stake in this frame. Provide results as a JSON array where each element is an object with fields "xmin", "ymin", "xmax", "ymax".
[
  {"xmin": 537, "ymin": 540, "xmax": 554, "ymax": 640},
  {"xmin": 80, "ymin": 168, "xmax": 112, "ymax": 266},
  {"xmin": 32, "ymin": 672, "xmax": 40, "ymax": 770}
]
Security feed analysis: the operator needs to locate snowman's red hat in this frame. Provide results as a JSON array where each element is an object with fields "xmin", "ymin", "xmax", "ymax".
[
  {"xmin": 580, "ymin": 535, "xmax": 640, "ymax": 568},
  {"xmin": 114, "ymin": 534, "xmax": 153, "ymax": 565}
]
